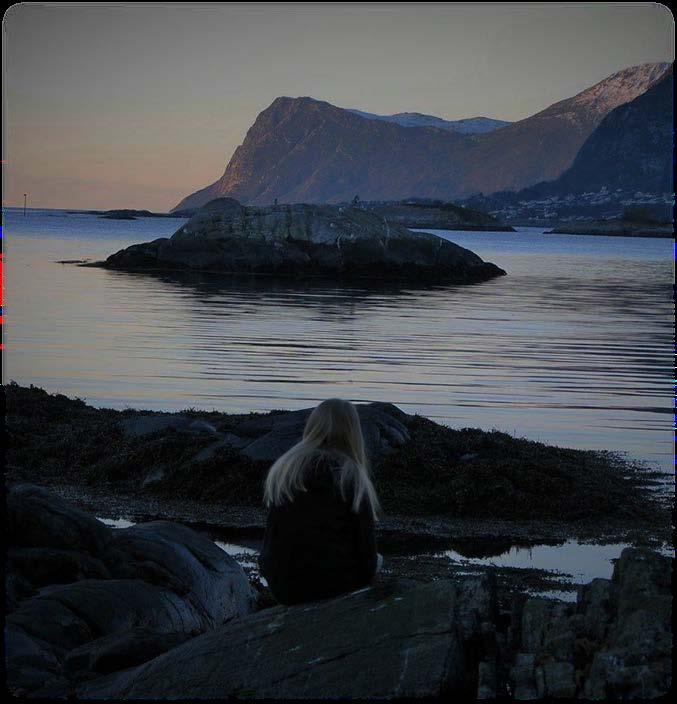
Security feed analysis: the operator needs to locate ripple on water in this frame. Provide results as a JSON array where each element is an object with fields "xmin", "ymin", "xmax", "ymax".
[{"xmin": 5, "ymin": 211, "xmax": 673, "ymax": 474}]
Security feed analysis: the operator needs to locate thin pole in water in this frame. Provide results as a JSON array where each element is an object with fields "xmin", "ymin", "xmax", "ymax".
[{"xmin": 23, "ymin": 193, "xmax": 27, "ymax": 215}]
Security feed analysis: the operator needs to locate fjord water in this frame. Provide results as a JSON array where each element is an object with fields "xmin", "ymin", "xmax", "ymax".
[{"xmin": 4, "ymin": 208, "xmax": 673, "ymax": 473}]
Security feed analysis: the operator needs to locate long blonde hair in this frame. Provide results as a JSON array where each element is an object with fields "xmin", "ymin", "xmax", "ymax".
[{"xmin": 263, "ymin": 398, "xmax": 380, "ymax": 519}]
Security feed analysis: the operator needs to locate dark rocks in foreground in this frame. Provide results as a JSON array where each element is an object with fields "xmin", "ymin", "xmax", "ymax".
[
  {"xmin": 78, "ymin": 579, "xmax": 481, "ymax": 699},
  {"xmin": 5, "ymin": 484, "xmax": 256, "ymax": 697},
  {"xmin": 102, "ymin": 198, "xmax": 506, "ymax": 283},
  {"xmin": 5, "ymin": 383, "xmax": 665, "ymax": 524},
  {"xmin": 5, "ymin": 486, "xmax": 671, "ymax": 699},
  {"xmin": 509, "ymin": 548, "xmax": 672, "ymax": 699}
]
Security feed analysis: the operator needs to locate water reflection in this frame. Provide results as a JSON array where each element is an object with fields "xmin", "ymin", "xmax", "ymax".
[
  {"xmin": 436, "ymin": 540, "xmax": 673, "ymax": 584},
  {"xmin": 102, "ymin": 266, "xmax": 470, "ymax": 320},
  {"xmin": 97, "ymin": 515, "xmax": 672, "ymax": 595}
]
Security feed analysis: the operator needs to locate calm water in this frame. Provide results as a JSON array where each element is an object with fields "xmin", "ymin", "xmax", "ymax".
[
  {"xmin": 97, "ymin": 516, "xmax": 672, "ymax": 601},
  {"xmin": 4, "ymin": 208, "xmax": 674, "ymax": 473}
]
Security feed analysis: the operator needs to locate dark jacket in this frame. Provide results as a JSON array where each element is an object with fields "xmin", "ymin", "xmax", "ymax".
[{"xmin": 259, "ymin": 451, "xmax": 378, "ymax": 605}]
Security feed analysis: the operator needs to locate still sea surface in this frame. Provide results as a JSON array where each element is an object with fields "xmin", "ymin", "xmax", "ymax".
[{"xmin": 4, "ymin": 207, "xmax": 674, "ymax": 474}]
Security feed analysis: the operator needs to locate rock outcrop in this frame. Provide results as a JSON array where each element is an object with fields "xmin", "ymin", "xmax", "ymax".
[
  {"xmin": 508, "ymin": 548, "xmax": 672, "ymax": 699},
  {"xmin": 548, "ymin": 219, "xmax": 673, "ymax": 238},
  {"xmin": 77, "ymin": 577, "xmax": 497, "ymax": 699},
  {"xmin": 173, "ymin": 63, "xmax": 670, "ymax": 209},
  {"xmin": 4, "ymin": 486, "xmax": 671, "ymax": 699},
  {"xmin": 102, "ymin": 199, "xmax": 506, "ymax": 283},
  {"xmin": 5, "ymin": 484, "xmax": 257, "ymax": 697}
]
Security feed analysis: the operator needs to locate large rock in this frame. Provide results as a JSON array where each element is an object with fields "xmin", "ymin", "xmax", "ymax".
[
  {"xmin": 6, "ymin": 483, "xmax": 112, "ymax": 555},
  {"xmin": 236, "ymin": 401, "xmax": 411, "ymax": 462},
  {"xmin": 78, "ymin": 579, "xmax": 484, "ymax": 699},
  {"xmin": 5, "ymin": 485, "xmax": 257, "ymax": 697},
  {"xmin": 584, "ymin": 548, "xmax": 672, "ymax": 699},
  {"xmin": 510, "ymin": 547, "xmax": 672, "ymax": 700},
  {"xmin": 103, "ymin": 199, "xmax": 506, "ymax": 283},
  {"xmin": 119, "ymin": 401, "xmax": 412, "ymax": 466}
]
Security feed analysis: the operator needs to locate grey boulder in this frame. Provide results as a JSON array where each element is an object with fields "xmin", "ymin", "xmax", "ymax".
[
  {"xmin": 117, "ymin": 401, "xmax": 412, "ymax": 468},
  {"xmin": 5, "ymin": 485, "xmax": 257, "ymax": 697},
  {"xmin": 7, "ymin": 483, "xmax": 112, "ymax": 555},
  {"xmin": 237, "ymin": 401, "xmax": 411, "ymax": 462},
  {"xmin": 78, "ymin": 578, "xmax": 491, "ymax": 699}
]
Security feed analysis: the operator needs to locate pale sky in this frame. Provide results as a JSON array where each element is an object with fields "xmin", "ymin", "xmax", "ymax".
[{"xmin": 2, "ymin": 3, "xmax": 674, "ymax": 210}]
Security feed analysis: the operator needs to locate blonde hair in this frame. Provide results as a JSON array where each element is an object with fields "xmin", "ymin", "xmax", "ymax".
[{"xmin": 263, "ymin": 398, "xmax": 380, "ymax": 519}]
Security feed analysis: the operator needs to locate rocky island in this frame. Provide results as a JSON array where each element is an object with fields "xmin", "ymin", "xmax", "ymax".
[
  {"xmin": 359, "ymin": 198, "xmax": 516, "ymax": 232},
  {"xmin": 548, "ymin": 209, "xmax": 674, "ymax": 238},
  {"xmin": 67, "ymin": 209, "xmax": 189, "ymax": 220},
  {"xmin": 548, "ymin": 221, "xmax": 673, "ymax": 238},
  {"xmin": 99, "ymin": 198, "xmax": 506, "ymax": 282}
]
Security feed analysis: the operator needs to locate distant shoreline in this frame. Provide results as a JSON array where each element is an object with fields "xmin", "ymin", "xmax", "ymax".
[
  {"xmin": 6, "ymin": 206, "xmax": 674, "ymax": 239},
  {"xmin": 545, "ymin": 221, "xmax": 673, "ymax": 238}
]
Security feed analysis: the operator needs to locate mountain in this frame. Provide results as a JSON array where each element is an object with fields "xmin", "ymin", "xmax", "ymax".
[
  {"xmin": 523, "ymin": 68, "xmax": 673, "ymax": 197},
  {"xmin": 346, "ymin": 109, "xmax": 511, "ymax": 134},
  {"xmin": 173, "ymin": 63, "xmax": 670, "ymax": 211}
]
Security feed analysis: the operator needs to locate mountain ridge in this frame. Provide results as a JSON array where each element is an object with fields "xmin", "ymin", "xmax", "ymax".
[
  {"xmin": 346, "ymin": 109, "xmax": 511, "ymax": 134},
  {"xmin": 529, "ymin": 68, "xmax": 674, "ymax": 196},
  {"xmin": 173, "ymin": 62, "xmax": 670, "ymax": 211}
]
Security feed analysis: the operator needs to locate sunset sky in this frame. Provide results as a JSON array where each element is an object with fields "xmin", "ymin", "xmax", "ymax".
[{"xmin": 3, "ymin": 3, "xmax": 674, "ymax": 211}]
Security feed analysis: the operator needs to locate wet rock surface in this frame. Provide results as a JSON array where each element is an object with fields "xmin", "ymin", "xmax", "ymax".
[
  {"xmin": 4, "ymin": 487, "xmax": 671, "ymax": 699},
  {"xmin": 101, "ymin": 198, "xmax": 506, "ymax": 283},
  {"xmin": 77, "ymin": 578, "xmax": 485, "ymax": 699},
  {"xmin": 5, "ymin": 484, "xmax": 257, "ymax": 698},
  {"xmin": 508, "ymin": 548, "xmax": 672, "ymax": 699}
]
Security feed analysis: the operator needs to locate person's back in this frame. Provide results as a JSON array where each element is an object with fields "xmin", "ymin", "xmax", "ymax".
[{"xmin": 258, "ymin": 399, "xmax": 381, "ymax": 605}]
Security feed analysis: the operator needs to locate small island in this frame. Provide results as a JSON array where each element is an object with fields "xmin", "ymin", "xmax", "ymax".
[
  {"xmin": 546, "ymin": 207, "xmax": 674, "ymax": 238},
  {"xmin": 98, "ymin": 209, "xmax": 159, "ymax": 220},
  {"xmin": 359, "ymin": 198, "xmax": 516, "ymax": 232},
  {"xmin": 67, "ymin": 209, "xmax": 189, "ymax": 220},
  {"xmin": 548, "ymin": 220, "xmax": 673, "ymax": 238},
  {"xmin": 97, "ymin": 198, "xmax": 507, "ymax": 283}
]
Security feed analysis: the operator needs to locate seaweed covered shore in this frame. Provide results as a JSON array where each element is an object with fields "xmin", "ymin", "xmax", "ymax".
[{"xmin": 5, "ymin": 383, "xmax": 668, "ymax": 536}]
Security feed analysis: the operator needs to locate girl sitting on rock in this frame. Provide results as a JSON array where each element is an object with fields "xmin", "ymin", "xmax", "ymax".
[{"xmin": 259, "ymin": 398, "xmax": 382, "ymax": 605}]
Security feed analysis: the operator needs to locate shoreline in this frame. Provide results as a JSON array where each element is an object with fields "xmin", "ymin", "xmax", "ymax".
[
  {"xmin": 35, "ymin": 480, "xmax": 672, "ymax": 607},
  {"xmin": 545, "ymin": 222, "xmax": 673, "ymax": 238},
  {"xmin": 79, "ymin": 259, "xmax": 507, "ymax": 284},
  {"xmin": 43, "ymin": 479, "xmax": 670, "ymax": 547},
  {"xmin": 7, "ymin": 383, "xmax": 668, "ymax": 529},
  {"xmin": 7, "ymin": 382, "xmax": 670, "ymax": 606}
]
